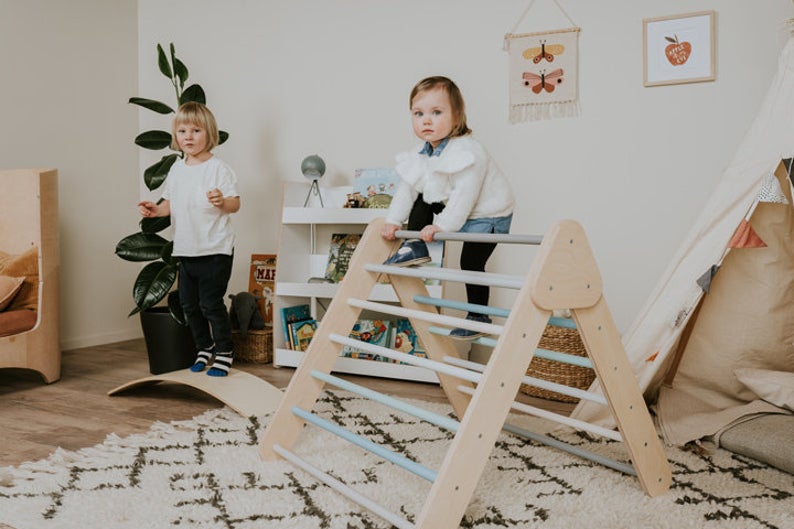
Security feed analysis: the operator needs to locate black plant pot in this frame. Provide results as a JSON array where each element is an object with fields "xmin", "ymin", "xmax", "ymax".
[{"xmin": 139, "ymin": 307, "xmax": 196, "ymax": 374}]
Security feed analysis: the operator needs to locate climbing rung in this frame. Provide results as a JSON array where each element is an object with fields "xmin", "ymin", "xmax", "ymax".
[
  {"xmin": 413, "ymin": 296, "xmax": 579, "ymax": 329},
  {"xmin": 348, "ymin": 298, "xmax": 502, "ymax": 336},
  {"xmin": 444, "ymin": 355, "xmax": 606, "ymax": 405},
  {"xmin": 329, "ymin": 333, "xmax": 481, "ymax": 383},
  {"xmin": 273, "ymin": 444, "xmax": 414, "ymax": 529},
  {"xmin": 427, "ymin": 326, "xmax": 593, "ymax": 369},
  {"xmin": 395, "ymin": 229, "xmax": 543, "ymax": 245},
  {"xmin": 311, "ymin": 370, "xmax": 459, "ymax": 432},
  {"xmin": 292, "ymin": 406, "xmax": 437, "ymax": 482},
  {"xmin": 365, "ymin": 263, "xmax": 525, "ymax": 289}
]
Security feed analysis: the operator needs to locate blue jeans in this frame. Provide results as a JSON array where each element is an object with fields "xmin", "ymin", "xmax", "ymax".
[
  {"xmin": 459, "ymin": 214, "xmax": 513, "ymax": 309},
  {"xmin": 178, "ymin": 253, "xmax": 234, "ymax": 353}
]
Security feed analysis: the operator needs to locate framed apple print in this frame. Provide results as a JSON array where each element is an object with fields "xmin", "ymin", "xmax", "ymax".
[{"xmin": 643, "ymin": 10, "xmax": 715, "ymax": 87}]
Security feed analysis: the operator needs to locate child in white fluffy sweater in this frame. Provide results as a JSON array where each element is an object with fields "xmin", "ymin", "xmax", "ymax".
[{"xmin": 381, "ymin": 76, "xmax": 514, "ymax": 339}]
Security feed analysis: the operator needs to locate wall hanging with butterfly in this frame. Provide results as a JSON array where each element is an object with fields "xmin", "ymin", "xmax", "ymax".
[{"xmin": 505, "ymin": 26, "xmax": 580, "ymax": 122}]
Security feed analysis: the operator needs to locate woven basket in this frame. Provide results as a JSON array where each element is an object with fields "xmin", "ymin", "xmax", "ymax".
[
  {"xmin": 232, "ymin": 329, "xmax": 273, "ymax": 364},
  {"xmin": 519, "ymin": 323, "xmax": 594, "ymax": 403}
]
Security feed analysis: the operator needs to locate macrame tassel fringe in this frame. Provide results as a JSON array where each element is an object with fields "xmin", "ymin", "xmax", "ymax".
[{"xmin": 509, "ymin": 99, "xmax": 581, "ymax": 123}]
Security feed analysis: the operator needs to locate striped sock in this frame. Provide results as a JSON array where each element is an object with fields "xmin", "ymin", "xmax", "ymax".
[
  {"xmin": 207, "ymin": 351, "xmax": 233, "ymax": 377},
  {"xmin": 190, "ymin": 348, "xmax": 214, "ymax": 372}
]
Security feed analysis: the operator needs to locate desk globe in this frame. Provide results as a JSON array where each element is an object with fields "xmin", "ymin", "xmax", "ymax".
[{"xmin": 301, "ymin": 154, "xmax": 326, "ymax": 207}]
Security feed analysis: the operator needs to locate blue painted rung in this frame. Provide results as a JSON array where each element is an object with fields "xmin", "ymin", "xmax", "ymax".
[
  {"xmin": 427, "ymin": 326, "xmax": 592, "ymax": 369},
  {"xmin": 310, "ymin": 370, "xmax": 460, "ymax": 432},
  {"xmin": 413, "ymin": 295, "xmax": 577, "ymax": 330},
  {"xmin": 291, "ymin": 406, "xmax": 437, "ymax": 482}
]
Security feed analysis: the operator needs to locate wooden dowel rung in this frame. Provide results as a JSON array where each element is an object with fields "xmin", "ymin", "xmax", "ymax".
[
  {"xmin": 456, "ymin": 385, "xmax": 620, "ymax": 441},
  {"xmin": 292, "ymin": 406, "xmax": 437, "ymax": 482},
  {"xmin": 395, "ymin": 230, "xmax": 542, "ymax": 245},
  {"xmin": 348, "ymin": 298, "xmax": 502, "ymax": 336},
  {"xmin": 272, "ymin": 444, "xmax": 414, "ymax": 529},
  {"xmin": 312, "ymin": 370, "xmax": 460, "ymax": 432},
  {"xmin": 329, "ymin": 333, "xmax": 481, "ymax": 383},
  {"xmin": 443, "ymin": 356, "xmax": 607, "ymax": 406},
  {"xmin": 365, "ymin": 263, "xmax": 525, "ymax": 289}
]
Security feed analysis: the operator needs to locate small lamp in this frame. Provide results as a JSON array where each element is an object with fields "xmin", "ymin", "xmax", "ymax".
[{"xmin": 301, "ymin": 154, "xmax": 326, "ymax": 207}]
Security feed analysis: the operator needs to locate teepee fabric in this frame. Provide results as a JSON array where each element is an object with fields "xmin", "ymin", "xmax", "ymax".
[{"xmin": 572, "ymin": 35, "xmax": 794, "ymax": 439}]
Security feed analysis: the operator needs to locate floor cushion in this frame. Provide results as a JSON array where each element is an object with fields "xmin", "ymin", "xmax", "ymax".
[{"xmin": 719, "ymin": 413, "xmax": 794, "ymax": 474}]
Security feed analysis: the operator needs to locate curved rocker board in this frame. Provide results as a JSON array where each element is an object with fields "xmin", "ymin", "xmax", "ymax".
[{"xmin": 107, "ymin": 368, "xmax": 283, "ymax": 417}]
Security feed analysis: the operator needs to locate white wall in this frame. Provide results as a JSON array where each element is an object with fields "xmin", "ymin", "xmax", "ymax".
[
  {"xmin": 0, "ymin": 0, "xmax": 140, "ymax": 350},
  {"xmin": 3, "ymin": 1, "xmax": 792, "ymax": 351},
  {"xmin": 138, "ymin": 0, "xmax": 793, "ymax": 334}
]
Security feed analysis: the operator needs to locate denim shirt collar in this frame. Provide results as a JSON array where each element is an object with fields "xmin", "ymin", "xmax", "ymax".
[{"xmin": 419, "ymin": 137, "xmax": 450, "ymax": 157}]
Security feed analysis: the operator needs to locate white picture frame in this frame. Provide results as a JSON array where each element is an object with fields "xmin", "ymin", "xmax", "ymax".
[{"xmin": 643, "ymin": 11, "xmax": 716, "ymax": 87}]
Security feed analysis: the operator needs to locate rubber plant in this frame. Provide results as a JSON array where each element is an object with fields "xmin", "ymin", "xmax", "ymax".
[{"xmin": 115, "ymin": 43, "xmax": 228, "ymax": 323}]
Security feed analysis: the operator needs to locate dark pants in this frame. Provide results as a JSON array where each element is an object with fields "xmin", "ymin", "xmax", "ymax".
[
  {"xmin": 407, "ymin": 195, "xmax": 497, "ymax": 308},
  {"xmin": 178, "ymin": 253, "xmax": 234, "ymax": 353}
]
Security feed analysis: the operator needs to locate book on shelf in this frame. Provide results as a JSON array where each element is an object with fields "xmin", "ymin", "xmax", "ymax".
[
  {"xmin": 350, "ymin": 168, "xmax": 401, "ymax": 209},
  {"xmin": 289, "ymin": 318, "xmax": 318, "ymax": 352},
  {"xmin": 248, "ymin": 253, "xmax": 277, "ymax": 325},
  {"xmin": 324, "ymin": 233, "xmax": 361, "ymax": 283},
  {"xmin": 279, "ymin": 304, "xmax": 311, "ymax": 349},
  {"xmin": 341, "ymin": 318, "xmax": 394, "ymax": 362},
  {"xmin": 392, "ymin": 318, "xmax": 427, "ymax": 361}
]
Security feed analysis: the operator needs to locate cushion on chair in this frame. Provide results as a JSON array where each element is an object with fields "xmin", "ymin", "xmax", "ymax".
[
  {"xmin": 0, "ymin": 276, "xmax": 25, "ymax": 311},
  {"xmin": 0, "ymin": 309, "xmax": 37, "ymax": 337},
  {"xmin": 0, "ymin": 246, "xmax": 39, "ymax": 311}
]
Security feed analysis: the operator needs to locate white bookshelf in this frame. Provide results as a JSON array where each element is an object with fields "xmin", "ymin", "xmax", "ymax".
[{"xmin": 273, "ymin": 181, "xmax": 441, "ymax": 383}]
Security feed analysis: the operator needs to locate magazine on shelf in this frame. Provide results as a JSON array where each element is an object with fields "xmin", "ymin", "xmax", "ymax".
[
  {"xmin": 340, "ymin": 318, "xmax": 393, "ymax": 362},
  {"xmin": 324, "ymin": 233, "xmax": 361, "ymax": 283},
  {"xmin": 351, "ymin": 168, "xmax": 400, "ymax": 209},
  {"xmin": 279, "ymin": 304, "xmax": 311, "ymax": 349},
  {"xmin": 248, "ymin": 253, "xmax": 277, "ymax": 325},
  {"xmin": 290, "ymin": 318, "xmax": 318, "ymax": 352}
]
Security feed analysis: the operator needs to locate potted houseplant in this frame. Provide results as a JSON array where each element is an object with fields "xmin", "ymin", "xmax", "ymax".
[{"xmin": 115, "ymin": 43, "xmax": 229, "ymax": 374}]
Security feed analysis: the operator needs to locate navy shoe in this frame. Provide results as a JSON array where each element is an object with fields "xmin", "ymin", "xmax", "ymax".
[
  {"xmin": 450, "ymin": 313, "xmax": 493, "ymax": 341},
  {"xmin": 383, "ymin": 239, "xmax": 431, "ymax": 267}
]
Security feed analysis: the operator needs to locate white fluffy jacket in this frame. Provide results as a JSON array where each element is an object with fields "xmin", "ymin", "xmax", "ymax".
[{"xmin": 385, "ymin": 135, "xmax": 514, "ymax": 232}]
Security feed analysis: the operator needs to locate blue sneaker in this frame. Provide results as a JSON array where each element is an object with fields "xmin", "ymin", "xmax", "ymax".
[
  {"xmin": 450, "ymin": 313, "xmax": 493, "ymax": 341},
  {"xmin": 383, "ymin": 239, "xmax": 431, "ymax": 267}
]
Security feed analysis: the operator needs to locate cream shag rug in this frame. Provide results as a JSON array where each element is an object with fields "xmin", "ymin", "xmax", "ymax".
[{"xmin": 1, "ymin": 391, "xmax": 793, "ymax": 529}]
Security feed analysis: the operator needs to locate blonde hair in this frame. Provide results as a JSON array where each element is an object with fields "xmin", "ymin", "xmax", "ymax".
[
  {"xmin": 409, "ymin": 76, "xmax": 472, "ymax": 137},
  {"xmin": 170, "ymin": 101, "xmax": 220, "ymax": 152}
]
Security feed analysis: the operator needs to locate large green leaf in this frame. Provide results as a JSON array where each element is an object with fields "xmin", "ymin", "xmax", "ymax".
[
  {"xmin": 160, "ymin": 240, "xmax": 175, "ymax": 265},
  {"xmin": 173, "ymin": 58, "xmax": 188, "ymax": 89},
  {"xmin": 134, "ymin": 130, "xmax": 172, "ymax": 150},
  {"xmin": 157, "ymin": 43, "xmax": 173, "ymax": 79},
  {"xmin": 219, "ymin": 130, "xmax": 229, "ymax": 145},
  {"xmin": 179, "ymin": 84, "xmax": 206, "ymax": 105},
  {"xmin": 130, "ymin": 261, "xmax": 178, "ymax": 315},
  {"xmin": 140, "ymin": 215, "xmax": 170, "ymax": 234},
  {"xmin": 167, "ymin": 290, "xmax": 188, "ymax": 326},
  {"xmin": 128, "ymin": 97, "xmax": 173, "ymax": 115},
  {"xmin": 115, "ymin": 232, "xmax": 170, "ymax": 262},
  {"xmin": 144, "ymin": 153, "xmax": 179, "ymax": 190}
]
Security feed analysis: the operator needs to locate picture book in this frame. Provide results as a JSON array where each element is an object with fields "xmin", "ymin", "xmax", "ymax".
[
  {"xmin": 290, "ymin": 319, "xmax": 318, "ymax": 352},
  {"xmin": 340, "ymin": 318, "xmax": 393, "ymax": 361},
  {"xmin": 324, "ymin": 233, "xmax": 361, "ymax": 283},
  {"xmin": 248, "ymin": 253, "xmax": 277, "ymax": 325},
  {"xmin": 392, "ymin": 318, "xmax": 427, "ymax": 361},
  {"xmin": 280, "ymin": 304, "xmax": 311, "ymax": 349},
  {"xmin": 352, "ymin": 168, "xmax": 400, "ymax": 209}
]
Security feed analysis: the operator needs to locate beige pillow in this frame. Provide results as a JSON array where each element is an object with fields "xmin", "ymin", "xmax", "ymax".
[
  {"xmin": 735, "ymin": 367, "xmax": 794, "ymax": 411},
  {"xmin": 0, "ymin": 275, "xmax": 25, "ymax": 311}
]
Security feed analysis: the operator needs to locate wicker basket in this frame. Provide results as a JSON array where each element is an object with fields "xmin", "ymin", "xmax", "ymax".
[
  {"xmin": 519, "ymin": 323, "xmax": 594, "ymax": 403},
  {"xmin": 232, "ymin": 329, "xmax": 273, "ymax": 364}
]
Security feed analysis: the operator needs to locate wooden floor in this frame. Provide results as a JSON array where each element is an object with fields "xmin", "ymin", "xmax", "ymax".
[{"xmin": 0, "ymin": 339, "xmax": 573, "ymax": 467}]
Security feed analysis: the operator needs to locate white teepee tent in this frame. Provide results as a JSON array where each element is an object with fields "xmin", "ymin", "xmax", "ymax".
[{"xmin": 572, "ymin": 31, "xmax": 794, "ymax": 443}]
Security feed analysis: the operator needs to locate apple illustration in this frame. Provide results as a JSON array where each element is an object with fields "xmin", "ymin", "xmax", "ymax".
[{"xmin": 664, "ymin": 34, "xmax": 691, "ymax": 66}]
